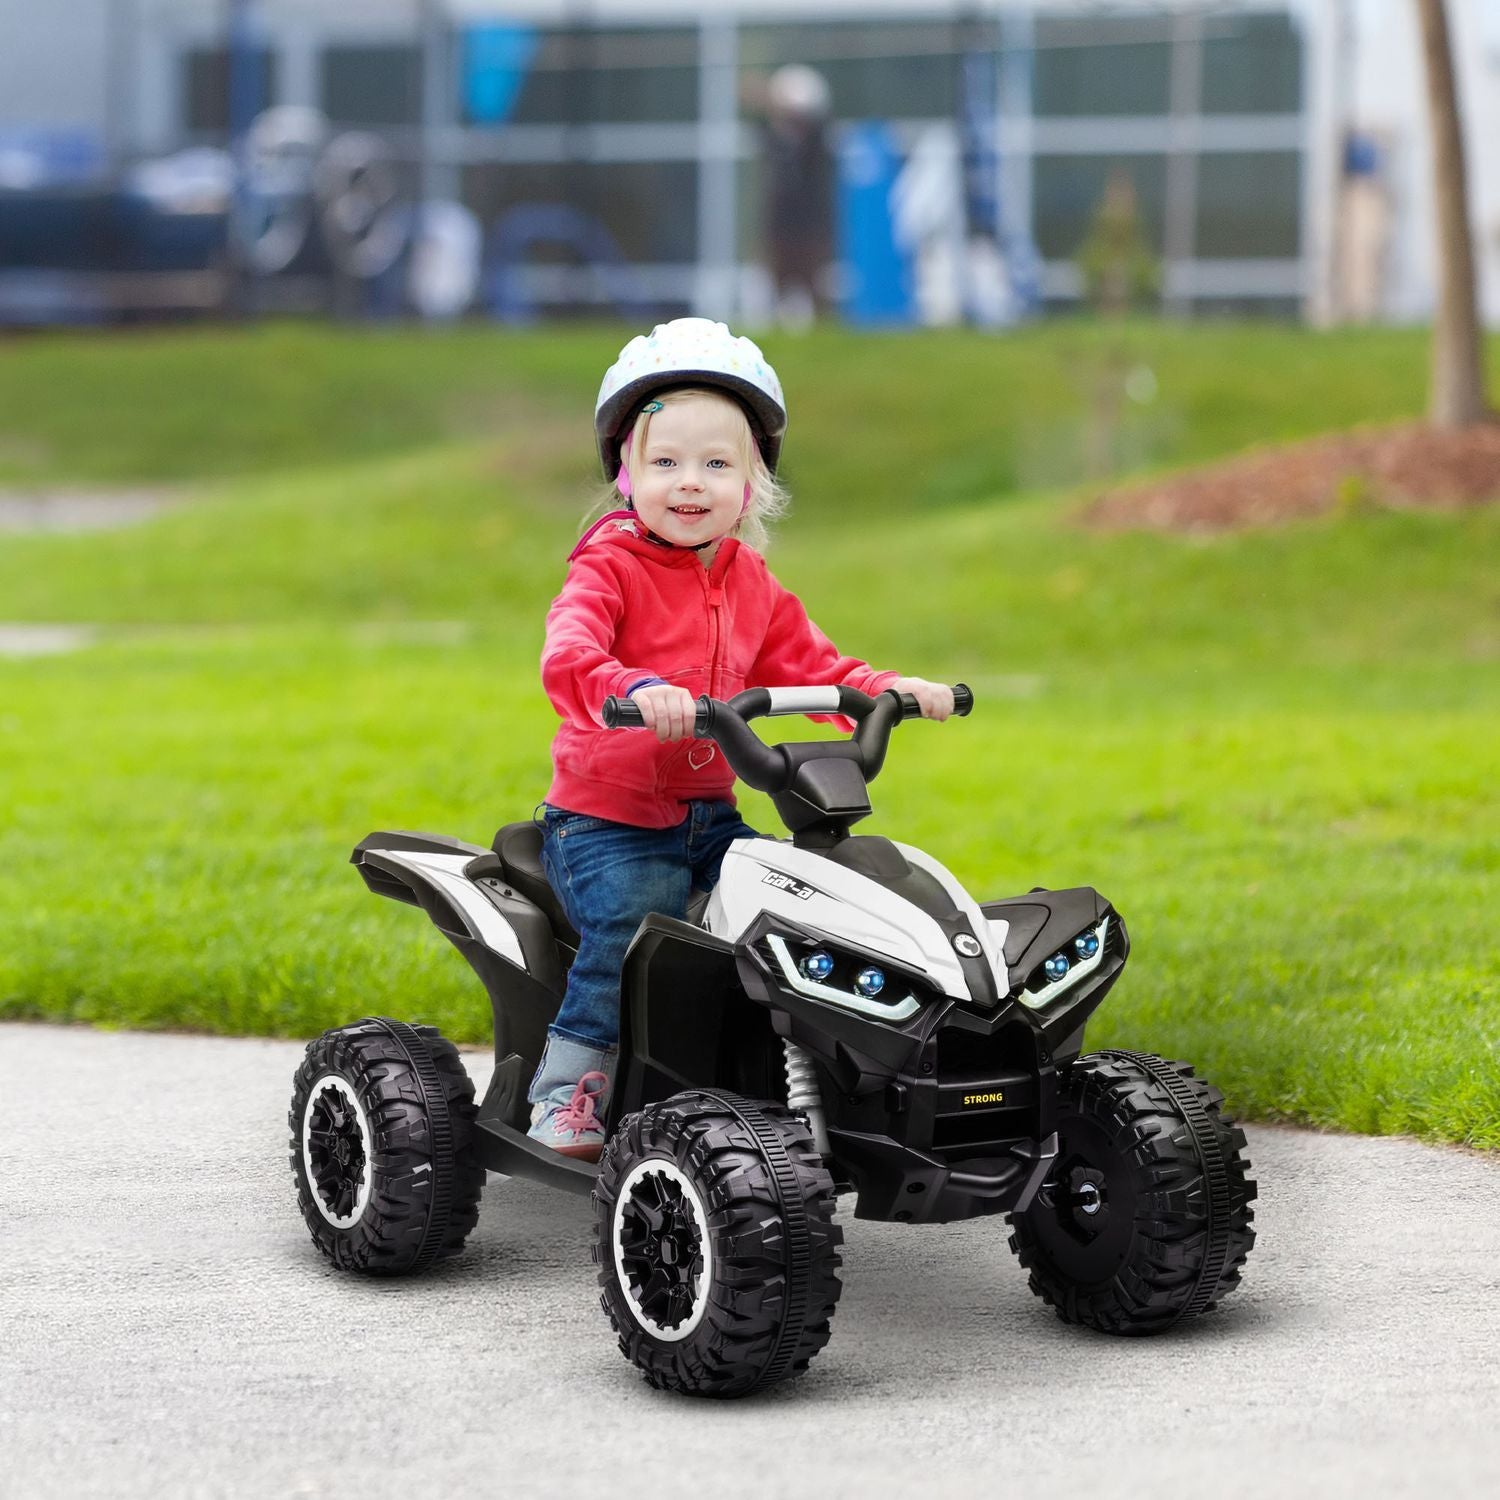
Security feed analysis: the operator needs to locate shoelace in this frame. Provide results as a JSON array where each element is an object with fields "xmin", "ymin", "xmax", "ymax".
[{"xmin": 554, "ymin": 1070, "xmax": 610, "ymax": 1138}]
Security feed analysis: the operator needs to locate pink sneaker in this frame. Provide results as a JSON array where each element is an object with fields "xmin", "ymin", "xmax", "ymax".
[{"xmin": 527, "ymin": 1071, "xmax": 610, "ymax": 1161}]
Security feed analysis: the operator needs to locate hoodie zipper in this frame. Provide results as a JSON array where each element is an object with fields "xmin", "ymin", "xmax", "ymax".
[{"xmin": 702, "ymin": 550, "xmax": 728, "ymax": 697}]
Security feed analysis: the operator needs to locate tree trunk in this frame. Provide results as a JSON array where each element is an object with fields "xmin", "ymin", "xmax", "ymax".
[{"xmin": 1414, "ymin": 0, "xmax": 1490, "ymax": 426}]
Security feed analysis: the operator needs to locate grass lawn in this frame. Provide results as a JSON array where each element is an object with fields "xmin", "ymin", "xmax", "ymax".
[{"xmin": 1, "ymin": 321, "xmax": 1496, "ymax": 1148}]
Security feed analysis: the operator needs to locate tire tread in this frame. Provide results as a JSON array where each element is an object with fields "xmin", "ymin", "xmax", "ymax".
[
  {"xmin": 593, "ymin": 1090, "xmax": 843, "ymax": 1398},
  {"xmin": 1007, "ymin": 1050, "xmax": 1256, "ymax": 1335},
  {"xmin": 288, "ymin": 1017, "xmax": 485, "ymax": 1276}
]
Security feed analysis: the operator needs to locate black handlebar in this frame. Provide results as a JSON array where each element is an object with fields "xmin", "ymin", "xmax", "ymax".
[{"xmin": 600, "ymin": 683, "xmax": 972, "ymax": 794}]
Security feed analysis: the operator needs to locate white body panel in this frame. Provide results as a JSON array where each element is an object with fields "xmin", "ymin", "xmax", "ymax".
[
  {"xmin": 704, "ymin": 837, "xmax": 1008, "ymax": 1000},
  {"xmin": 369, "ymin": 848, "xmax": 527, "ymax": 969},
  {"xmin": 371, "ymin": 835, "xmax": 1015, "ymax": 1006}
]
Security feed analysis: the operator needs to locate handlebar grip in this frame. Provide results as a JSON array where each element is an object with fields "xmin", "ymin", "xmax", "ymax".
[
  {"xmin": 601, "ymin": 695, "xmax": 643, "ymax": 729},
  {"xmin": 892, "ymin": 682, "xmax": 975, "ymax": 719},
  {"xmin": 601, "ymin": 694, "xmax": 712, "ymax": 736}
]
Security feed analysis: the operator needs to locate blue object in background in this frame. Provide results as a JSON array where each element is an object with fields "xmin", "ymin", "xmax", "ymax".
[
  {"xmin": 465, "ymin": 24, "xmax": 539, "ymax": 125},
  {"xmin": 1343, "ymin": 131, "xmax": 1382, "ymax": 179},
  {"xmin": 227, "ymin": 0, "xmax": 263, "ymax": 141},
  {"xmin": 485, "ymin": 203, "xmax": 653, "ymax": 325},
  {"xmin": 837, "ymin": 122, "xmax": 913, "ymax": 326},
  {"xmin": 960, "ymin": 49, "xmax": 999, "ymax": 242},
  {"xmin": 0, "ymin": 128, "xmax": 104, "ymax": 188}
]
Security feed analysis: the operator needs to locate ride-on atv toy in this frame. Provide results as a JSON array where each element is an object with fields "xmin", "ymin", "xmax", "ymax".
[{"xmin": 289, "ymin": 685, "xmax": 1256, "ymax": 1398}]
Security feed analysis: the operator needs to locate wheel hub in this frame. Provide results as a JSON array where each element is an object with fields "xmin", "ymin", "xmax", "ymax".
[
  {"xmin": 1068, "ymin": 1168, "xmax": 1107, "ymax": 1230},
  {"xmin": 1036, "ymin": 1160, "xmax": 1114, "ymax": 1240},
  {"xmin": 613, "ymin": 1159, "xmax": 714, "ymax": 1342},
  {"xmin": 303, "ymin": 1074, "xmax": 373, "ymax": 1230}
]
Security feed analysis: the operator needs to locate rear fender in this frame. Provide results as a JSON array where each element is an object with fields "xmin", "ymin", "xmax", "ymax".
[{"xmin": 351, "ymin": 831, "xmax": 565, "ymax": 1108}]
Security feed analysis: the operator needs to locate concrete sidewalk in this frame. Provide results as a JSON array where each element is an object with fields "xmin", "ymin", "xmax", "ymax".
[{"xmin": 1, "ymin": 1022, "xmax": 1496, "ymax": 1499}]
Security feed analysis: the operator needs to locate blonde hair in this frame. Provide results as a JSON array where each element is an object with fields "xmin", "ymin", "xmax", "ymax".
[{"xmin": 581, "ymin": 386, "xmax": 789, "ymax": 553}]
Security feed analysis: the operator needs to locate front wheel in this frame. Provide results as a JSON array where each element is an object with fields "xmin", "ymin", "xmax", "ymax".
[
  {"xmin": 288, "ymin": 1017, "xmax": 485, "ymax": 1275},
  {"xmin": 593, "ymin": 1090, "xmax": 843, "ymax": 1398},
  {"xmin": 1008, "ymin": 1050, "xmax": 1256, "ymax": 1334}
]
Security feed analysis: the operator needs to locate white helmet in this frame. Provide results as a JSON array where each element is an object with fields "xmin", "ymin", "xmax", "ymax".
[
  {"xmin": 768, "ymin": 64, "xmax": 831, "ymax": 119},
  {"xmin": 594, "ymin": 318, "xmax": 787, "ymax": 479}
]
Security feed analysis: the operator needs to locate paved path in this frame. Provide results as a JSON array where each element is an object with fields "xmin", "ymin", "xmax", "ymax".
[
  {"xmin": 0, "ymin": 490, "xmax": 174, "ymax": 534},
  {"xmin": 2, "ymin": 1023, "xmax": 1496, "ymax": 1499}
]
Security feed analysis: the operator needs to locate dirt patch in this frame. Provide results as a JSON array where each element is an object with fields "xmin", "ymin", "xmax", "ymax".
[{"xmin": 1083, "ymin": 419, "xmax": 1500, "ymax": 534}]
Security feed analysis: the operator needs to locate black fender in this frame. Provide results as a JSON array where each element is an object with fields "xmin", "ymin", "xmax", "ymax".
[
  {"xmin": 612, "ymin": 915, "xmax": 784, "ymax": 1120},
  {"xmin": 981, "ymin": 887, "xmax": 1130, "ymax": 1058}
]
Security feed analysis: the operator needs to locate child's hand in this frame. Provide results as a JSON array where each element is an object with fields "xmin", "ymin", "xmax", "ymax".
[
  {"xmin": 631, "ymin": 684, "xmax": 700, "ymax": 742},
  {"xmin": 890, "ymin": 676, "xmax": 956, "ymax": 721}
]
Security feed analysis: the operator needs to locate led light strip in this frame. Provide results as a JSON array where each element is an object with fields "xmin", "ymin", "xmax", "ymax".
[
  {"xmin": 765, "ymin": 933, "xmax": 921, "ymax": 1022},
  {"xmin": 1016, "ymin": 917, "xmax": 1111, "ymax": 1011}
]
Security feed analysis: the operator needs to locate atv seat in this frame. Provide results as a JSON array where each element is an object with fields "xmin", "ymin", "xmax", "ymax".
[
  {"xmin": 493, "ymin": 822, "xmax": 580, "ymax": 948},
  {"xmin": 491, "ymin": 822, "xmax": 710, "ymax": 951}
]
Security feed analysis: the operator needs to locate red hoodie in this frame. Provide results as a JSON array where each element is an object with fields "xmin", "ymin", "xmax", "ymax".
[{"xmin": 540, "ymin": 517, "xmax": 901, "ymax": 827}]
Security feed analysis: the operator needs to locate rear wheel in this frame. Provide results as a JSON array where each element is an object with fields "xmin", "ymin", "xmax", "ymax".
[
  {"xmin": 593, "ymin": 1089, "xmax": 843, "ymax": 1398},
  {"xmin": 289, "ymin": 1017, "xmax": 484, "ymax": 1275},
  {"xmin": 1008, "ymin": 1050, "xmax": 1256, "ymax": 1334}
]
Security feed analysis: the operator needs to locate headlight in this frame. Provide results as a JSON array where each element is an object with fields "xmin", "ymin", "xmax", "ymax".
[
  {"xmin": 799, "ymin": 950, "xmax": 834, "ymax": 982},
  {"xmin": 765, "ymin": 934, "xmax": 921, "ymax": 1023},
  {"xmin": 1018, "ymin": 917, "xmax": 1111, "ymax": 1010}
]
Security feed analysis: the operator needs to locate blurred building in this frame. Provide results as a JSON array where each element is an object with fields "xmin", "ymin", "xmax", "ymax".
[{"xmin": 0, "ymin": 0, "xmax": 1496, "ymax": 326}]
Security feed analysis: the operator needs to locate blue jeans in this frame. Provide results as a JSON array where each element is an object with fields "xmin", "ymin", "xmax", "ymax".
[{"xmin": 535, "ymin": 799, "xmax": 764, "ymax": 1053}]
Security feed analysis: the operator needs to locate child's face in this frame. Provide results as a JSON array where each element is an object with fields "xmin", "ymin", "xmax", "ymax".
[{"xmin": 629, "ymin": 398, "xmax": 748, "ymax": 549}]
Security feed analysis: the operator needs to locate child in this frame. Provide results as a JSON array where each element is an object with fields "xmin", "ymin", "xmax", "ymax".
[{"xmin": 530, "ymin": 317, "xmax": 954, "ymax": 1159}]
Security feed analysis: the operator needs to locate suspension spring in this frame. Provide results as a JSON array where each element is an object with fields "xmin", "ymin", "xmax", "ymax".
[{"xmin": 783, "ymin": 1040, "xmax": 830, "ymax": 1157}]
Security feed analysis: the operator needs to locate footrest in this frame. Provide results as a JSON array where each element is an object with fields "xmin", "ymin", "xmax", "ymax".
[{"xmin": 471, "ymin": 1116, "xmax": 598, "ymax": 1197}]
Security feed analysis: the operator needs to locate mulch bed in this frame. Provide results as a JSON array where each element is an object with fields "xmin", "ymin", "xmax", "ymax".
[{"xmin": 1082, "ymin": 419, "xmax": 1500, "ymax": 533}]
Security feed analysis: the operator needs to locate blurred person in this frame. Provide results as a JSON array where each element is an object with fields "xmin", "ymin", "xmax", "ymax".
[
  {"xmin": 1335, "ymin": 132, "xmax": 1393, "ymax": 324},
  {"xmin": 748, "ymin": 65, "xmax": 836, "ymax": 329},
  {"xmin": 890, "ymin": 124, "xmax": 967, "ymax": 326},
  {"xmin": 526, "ymin": 318, "xmax": 954, "ymax": 1157}
]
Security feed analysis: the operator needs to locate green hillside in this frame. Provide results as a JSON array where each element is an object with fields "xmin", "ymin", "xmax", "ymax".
[{"xmin": 1, "ymin": 322, "xmax": 1495, "ymax": 1147}]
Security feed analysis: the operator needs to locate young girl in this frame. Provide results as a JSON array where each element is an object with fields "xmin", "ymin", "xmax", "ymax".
[{"xmin": 530, "ymin": 317, "xmax": 954, "ymax": 1159}]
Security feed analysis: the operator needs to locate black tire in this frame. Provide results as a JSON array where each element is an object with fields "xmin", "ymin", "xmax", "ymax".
[
  {"xmin": 593, "ymin": 1089, "xmax": 843, "ymax": 1399},
  {"xmin": 1008, "ymin": 1050, "xmax": 1256, "ymax": 1335},
  {"xmin": 288, "ymin": 1017, "xmax": 485, "ymax": 1275}
]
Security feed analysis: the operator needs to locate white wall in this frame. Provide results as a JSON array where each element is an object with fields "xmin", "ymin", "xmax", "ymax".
[
  {"xmin": 0, "ymin": 0, "xmax": 111, "ymax": 134},
  {"xmin": 1344, "ymin": 0, "xmax": 1500, "ymax": 324}
]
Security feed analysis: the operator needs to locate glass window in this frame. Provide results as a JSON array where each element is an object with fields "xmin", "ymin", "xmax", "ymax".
[
  {"xmin": 1195, "ymin": 151, "xmax": 1301, "ymax": 258},
  {"xmin": 740, "ymin": 21, "xmax": 972, "ymax": 119},
  {"xmin": 1032, "ymin": 154, "xmax": 1168, "ymax": 260},
  {"xmin": 1201, "ymin": 12, "xmax": 1302, "ymax": 115},
  {"xmin": 321, "ymin": 46, "xmax": 423, "ymax": 128},
  {"xmin": 461, "ymin": 160, "xmax": 699, "ymax": 265},
  {"xmin": 737, "ymin": 155, "xmax": 765, "ymax": 259},
  {"xmin": 182, "ymin": 47, "xmax": 278, "ymax": 134},
  {"xmin": 497, "ymin": 28, "xmax": 699, "ymax": 125},
  {"xmin": 1033, "ymin": 17, "xmax": 1171, "ymax": 117}
]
